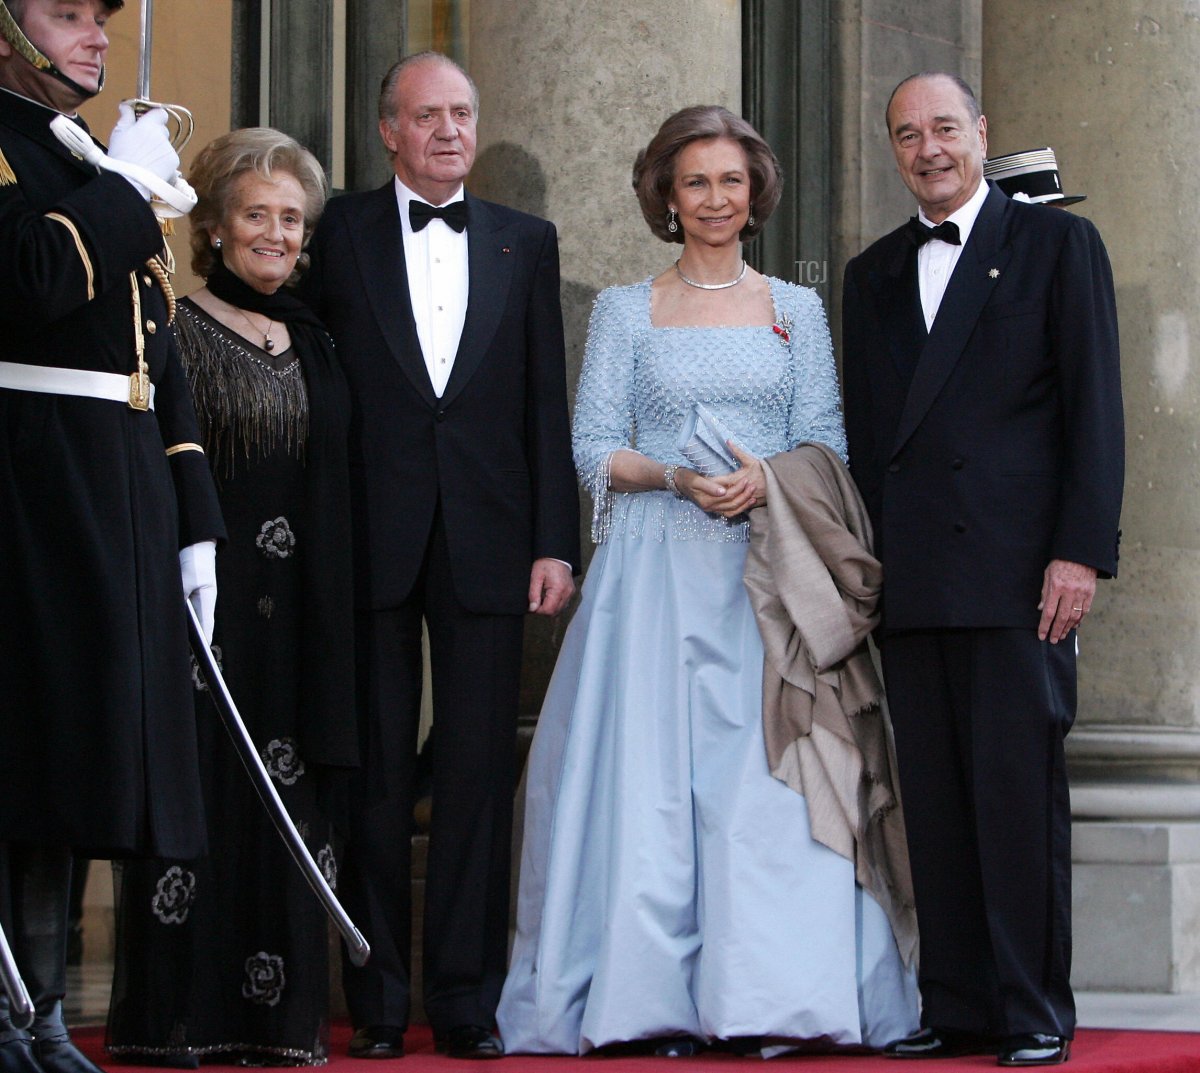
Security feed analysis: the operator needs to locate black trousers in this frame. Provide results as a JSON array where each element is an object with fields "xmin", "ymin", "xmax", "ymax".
[
  {"xmin": 0, "ymin": 845, "xmax": 72, "ymax": 1041},
  {"xmin": 880, "ymin": 628, "xmax": 1076, "ymax": 1039},
  {"xmin": 339, "ymin": 514, "xmax": 524, "ymax": 1035}
]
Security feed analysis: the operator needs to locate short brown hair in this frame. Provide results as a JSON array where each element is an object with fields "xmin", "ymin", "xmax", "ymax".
[
  {"xmin": 187, "ymin": 127, "xmax": 328, "ymax": 284},
  {"xmin": 632, "ymin": 105, "xmax": 782, "ymax": 244}
]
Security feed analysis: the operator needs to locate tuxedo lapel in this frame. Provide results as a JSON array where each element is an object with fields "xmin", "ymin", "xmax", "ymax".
[
  {"xmin": 439, "ymin": 194, "xmax": 514, "ymax": 408},
  {"xmin": 873, "ymin": 233, "xmax": 927, "ymax": 387},
  {"xmin": 351, "ymin": 184, "xmax": 437, "ymax": 407},
  {"xmin": 890, "ymin": 184, "xmax": 1013, "ymax": 459}
]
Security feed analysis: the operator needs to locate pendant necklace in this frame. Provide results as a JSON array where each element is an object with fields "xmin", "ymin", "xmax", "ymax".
[
  {"xmin": 231, "ymin": 306, "xmax": 277, "ymax": 351},
  {"xmin": 675, "ymin": 258, "xmax": 747, "ymax": 291}
]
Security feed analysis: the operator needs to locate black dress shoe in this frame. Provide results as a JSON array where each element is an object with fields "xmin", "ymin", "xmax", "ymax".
[
  {"xmin": 436, "ymin": 1026, "xmax": 503, "ymax": 1060},
  {"xmin": 347, "ymin": 1026, "xmax": 405, "ymax": 1060},
  {"xmin": 711, "ymin": 1036, "xmax": 761, "ymax": 1057},
  {"xmin": 0, "ymin": 1038, "xmax": 43, "ymax": 1073},
  {"xmin": 32, "ymin": 1039, "xmax": 105, "ymax": 1073},
  {"xmin": 884, "ymin": 1026, "xmax": 996, "ymax": 1059},
  {"xmin": 998, "ymin": 1034, "xmax": 1070, "ymax": 1067},
  {"xmin": 651, "ymin": 1038, "xmax": 699, "ymax": 1058}
]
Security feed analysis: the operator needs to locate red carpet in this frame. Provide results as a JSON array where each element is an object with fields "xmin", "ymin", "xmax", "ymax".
[{"xmin": 73, "ymin": 1023, "xmax": 1200, "ymax": 1072}]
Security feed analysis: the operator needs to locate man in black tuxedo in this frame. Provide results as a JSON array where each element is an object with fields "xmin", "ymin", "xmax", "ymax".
[
  {"xmin": 841, "ymin": 73, "xmax": 1123, "ymax": 1067},
  {"xmin": 302, "ymin": 51, "xmax": 579, "ymax": 1060}
]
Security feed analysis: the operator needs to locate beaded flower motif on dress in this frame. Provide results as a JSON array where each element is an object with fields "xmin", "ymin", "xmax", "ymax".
[
  {"xmin": 262, "ymin": 737, "xmax": 306, "ymax": 786},
  {"xmin": 243, "ymin": 952, "xmax": 286, "ymax": 1006},
  {"xmin": 190, "ymin": 645, "xmax": 223, "ymax": 692},
  {"xmin": 257, "ymin": 516, "xmax": 296, "ymax": 559},
  {"xmin": 150, "ymin": 865, "xmax": 197, "ymax": 925}
]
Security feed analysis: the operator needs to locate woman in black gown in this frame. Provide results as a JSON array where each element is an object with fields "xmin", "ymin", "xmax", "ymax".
[{"xmin": 107, "ymin": 128, "xmax": 357, "ymax": 1067}]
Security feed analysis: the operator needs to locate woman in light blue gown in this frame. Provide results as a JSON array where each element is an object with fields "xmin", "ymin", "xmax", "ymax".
[{"xmin": 497, "ymin": 106, "xmax": 919, "ymax": 1057}]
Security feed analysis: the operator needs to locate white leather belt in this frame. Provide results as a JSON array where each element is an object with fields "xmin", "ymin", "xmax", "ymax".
[{"xmin": 0, "ymin": 361, "xmax": 155, "ymax": 411}]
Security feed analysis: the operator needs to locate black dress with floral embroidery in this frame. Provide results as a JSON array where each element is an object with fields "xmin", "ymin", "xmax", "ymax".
[{"xmin": 107, "ymin": 298, "xmax": 357, "ymax": 1066}]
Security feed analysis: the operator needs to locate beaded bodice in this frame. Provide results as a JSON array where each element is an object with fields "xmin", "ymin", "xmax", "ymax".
[
  {"xmin": 573, "ymin": 276, "xmax": 847, "ymax": 543},
  {"xmin": 175, "ymin": 299, "xmax": 309, "ymax": 483}
]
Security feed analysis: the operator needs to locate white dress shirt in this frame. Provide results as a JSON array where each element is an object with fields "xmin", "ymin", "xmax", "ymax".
[
  {"xmin": 394, "ymin": 177, "xmax": 469, "ymax": 398},
  {"xmin": 391, "ymin": 180, "xmax": 572, "ymax": 578},
  {"xmin": 916, "ymin": 176, "xmax": 989, "ymax": 331}
]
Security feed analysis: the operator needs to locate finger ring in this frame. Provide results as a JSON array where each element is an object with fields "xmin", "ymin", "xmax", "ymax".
[{"xmin": 1072, "ymin": 606, "xmax": 1084, "ymax": 612}]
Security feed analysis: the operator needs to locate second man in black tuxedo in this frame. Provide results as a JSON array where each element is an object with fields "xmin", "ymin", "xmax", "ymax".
[
  {"xmin": 302, "ymin": 51, "xmax": 579, "ymax": 1060},
  {"xmin": 841, "ymin": 73, "xmax": 1124, "ymax": 1067}
]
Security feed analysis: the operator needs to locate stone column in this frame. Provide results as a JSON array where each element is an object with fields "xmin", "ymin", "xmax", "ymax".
[
  {"xmin": 831, "ymin": 0, "xmax": 982, "ymax": 287},
  {"xmin": 983, "ymin": 4, "xmax": 1200, "ymax": 993},
  {"xmin": 468, "ymin": 0, "xmax": 742, "ymax": 713}
]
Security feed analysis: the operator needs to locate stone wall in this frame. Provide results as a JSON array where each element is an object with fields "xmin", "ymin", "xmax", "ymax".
[{"xmin": 468, "ymin": 0, "xmax": 743, "ymax": 713}]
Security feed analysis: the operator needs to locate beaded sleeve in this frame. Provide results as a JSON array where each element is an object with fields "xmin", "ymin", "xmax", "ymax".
[
  {"xmin": 572, "ymin": 286, "xmax": 637, "ymax": 542},
  {"xmin": 780, "ymin": 284, "xmax": 848, "ymax": 461}
]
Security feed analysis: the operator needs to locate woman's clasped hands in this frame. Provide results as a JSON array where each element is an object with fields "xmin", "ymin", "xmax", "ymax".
[{"xmin": 676, "ymin": 441, "xmax": 766, "ymax": 518}]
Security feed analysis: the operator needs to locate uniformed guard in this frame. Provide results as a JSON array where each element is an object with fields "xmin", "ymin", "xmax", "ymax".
[{"xmin": 0, "ymin": 4, "xmax": 225, "ymax": 1073}]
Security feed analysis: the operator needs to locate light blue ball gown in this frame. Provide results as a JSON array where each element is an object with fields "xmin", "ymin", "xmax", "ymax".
[{"xmin": 497, "ymin": 278, "xmax": 919, "ymax": 1054}]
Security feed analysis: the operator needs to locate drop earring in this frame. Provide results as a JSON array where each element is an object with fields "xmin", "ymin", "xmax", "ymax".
[
  {"xmin": 748, "ymin": 212, "xmax": 756, "ymax": 227},
  {"xmin": 667, "ymin": 209, "xmax": 678, "ymax": 234},
  {"xmin": 213, "ymin": 237, "xmax": 223, "ymax": 250}
]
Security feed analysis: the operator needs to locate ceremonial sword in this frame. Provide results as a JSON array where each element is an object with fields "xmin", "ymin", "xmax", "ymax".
[
  {"xmin": 0, "ymin": 920, "xmax": 34, "ymax": 1029},
  {"xmin": 186, "ymin": 602, "xmax": 371, "ymax": 967},
  {"xmin": 136, "ymin": 0, "xmax": 152, "ymax": 101}
]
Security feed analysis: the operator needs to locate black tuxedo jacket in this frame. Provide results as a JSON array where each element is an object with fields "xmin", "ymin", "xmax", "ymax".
[
  {"xmin": 842, "ymin": 183, "xmax": 1124, "ymax": 631},
  {"xmin": 302, "ymin": 184, "xmax": 579, "ymax": 615}
]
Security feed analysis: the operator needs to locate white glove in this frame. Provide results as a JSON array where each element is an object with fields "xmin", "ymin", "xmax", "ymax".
[
  {"xmin": 106, "ymin": 103, "xmax": 179, "ymax": 201},
  {"xmin": 180, "ymin": 539, "xmax": 218, "ymax": 645}
]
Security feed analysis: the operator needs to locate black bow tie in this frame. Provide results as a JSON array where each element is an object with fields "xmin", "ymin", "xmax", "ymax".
[
  {"xmin": 409, "ymin": 199, "xmax": 468, "ymax": 233},
  {"xmin": 906, "ymin": 217, "xmax": 961, "ymax": 247}
]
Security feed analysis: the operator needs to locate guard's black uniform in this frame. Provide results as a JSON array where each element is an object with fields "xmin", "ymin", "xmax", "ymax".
[
  {"xmin": 0, "ymin": 88, "xmax": 223, "ymax": 857},
  {"xmin": 0, "ymin": 87, "xmax": 224, "ymax": 1063}
]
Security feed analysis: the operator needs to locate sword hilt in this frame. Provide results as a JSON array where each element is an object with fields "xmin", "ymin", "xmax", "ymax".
[
  {"xmin": 127, "ymin": 98, "xmax": 195, "ymax": 153},
  {"xmin": 122, "ymin": 98, "xmax": 196, "ymax": 231}
]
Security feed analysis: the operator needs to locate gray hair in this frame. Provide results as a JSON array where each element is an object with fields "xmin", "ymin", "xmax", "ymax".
[
  {"xmin": 377, "ymin": 51, "xmax": 479, "ymax": 126},
  {"xmin": 885, "ymin": 71, "xmax": 981, "ymax": 132}
]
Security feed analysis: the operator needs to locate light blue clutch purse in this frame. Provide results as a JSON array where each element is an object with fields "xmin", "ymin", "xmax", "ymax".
[{"xmin": 676, "ymin": 402, "xmax": 740, "ymax": 477}]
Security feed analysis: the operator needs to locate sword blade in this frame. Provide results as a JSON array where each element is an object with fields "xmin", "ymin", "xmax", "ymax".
[
  {"xmin": 185, "ymin": 601, "xmax": 371, "ymax": 967},
  {"xmin": 136, "ymin": 0, "xmax": 153, "ymax": 100},
  {"xmin": 0, "ymin": 920, "xmax": 34, "ymax": 1030}
]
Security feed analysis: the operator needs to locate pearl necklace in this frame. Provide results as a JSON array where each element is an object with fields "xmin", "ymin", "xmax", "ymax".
[{"xmin": 675, "ymin": 258, "xmax": 747, "ymax": 291}]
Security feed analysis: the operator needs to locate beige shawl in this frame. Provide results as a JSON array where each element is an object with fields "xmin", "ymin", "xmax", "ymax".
[{"xmin": 744, "ymin": 442, "xmax": 917, "ymax": 967}]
